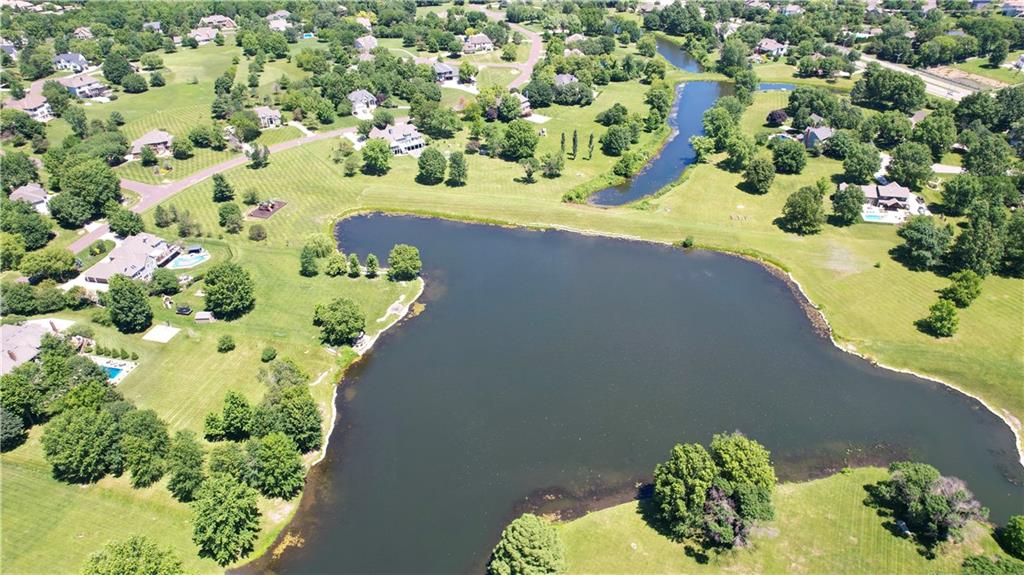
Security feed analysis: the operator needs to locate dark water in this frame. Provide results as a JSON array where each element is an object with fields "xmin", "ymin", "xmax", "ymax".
[
  {"xmin": 254, "ymin": 214, "xmax": 1023, "ymax": 575},
  {"xmin": 589, "ymin": 41, "xmax": 794, "ymax": 206}
]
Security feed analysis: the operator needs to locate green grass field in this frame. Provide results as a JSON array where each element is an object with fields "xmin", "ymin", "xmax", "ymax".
[
  {"xmin": 560, "ymin": 468, "xmax": 1010, "ymax": 574},
  {"xmin": 949, "ymin": 51, "xmax": 1024, "ymax": 86}
]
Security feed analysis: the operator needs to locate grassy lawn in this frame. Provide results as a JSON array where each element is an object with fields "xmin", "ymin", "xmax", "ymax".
[
  {"xmin": 254, "ymin": 125, "xmax": 304, "ymax": 146},
  {"xmin": 560, "ymin": 468, "xmax": 1010, "ymax": 574},
  {"xmin": 950, "ymin": 51, "xmax": 1024, "ymax": 86},
  {"xmin": 115, "ymin": 147, "xmax": 239, "ymax": 184}
]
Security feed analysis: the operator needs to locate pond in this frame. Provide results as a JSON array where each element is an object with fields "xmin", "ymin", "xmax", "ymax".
[
  {"xmin": 251, "ymin": 214, "xmax": 1023, "ymax": 575},
  {"xmin": 589, "ymin": 40, "xmax": 793, "ymax": 206}
]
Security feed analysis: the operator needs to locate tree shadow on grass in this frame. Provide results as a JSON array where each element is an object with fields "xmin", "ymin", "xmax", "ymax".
[
  {"xmin": 635, "ymin": 486, "xmax": 711, "ymax": 564},
  {"xmin": 862, "ymin": 482, "xmax": 938, "ymax": 559}
]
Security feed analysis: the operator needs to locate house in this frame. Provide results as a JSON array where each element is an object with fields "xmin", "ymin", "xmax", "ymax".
[
  {"xmin": 564, "ymin": 33, "xmax": 585, "ymax": 44},
  {"xmin": 1, "ymin": 38, "xmax": 19, "ymax": 58},
  {"xmin": 269, "ymin": 19, "xmax": 290, "ymax": 32},
  {"xmin": 354, "ymin": 35, "xmax": 377, "ymax": 52},
  {"xmin": 199, "ymin": 14, "xmax": 237, "ymax": 30},
  {"xmin": 188, "ymin": 26, "xmax": 218, "ymax": 45},
  {"xmin": 803, "ymin": 125, "xmax": 834, "ymax": 148},
  {"xmin": 131, "ymin": 129, "xmax": 174, "ymax": 159},
  {"xmin": 971, "ymin": 0, "xmax": 993, "ymax": 9},
  {"xmin": 463, "ymin": 33, "xmax": 494, "ymax": 54},
  {"xmin": 1, "ymin": 322, "xmax": 54, "ymax": 376},
  {"xmin": 808, "ymin": 113, "xmax": 825, "ymax": 127},
  {"xmin": 843, "ymin": 181, "xmax": 914, "ymax": 211},
  {"xmin": 195, "ymin": 311, "xmax": 216, "ymax": 323},
  {"xmin": 53, "ymin": 52, "xmax": 88, "ymax": 72},
  {"xmin": 355, "ymin": 17, "xmax": 372, "ymax": 30},
  {"xmin": 554, "ymin": 73, "xmax": 579, "ymax": 87},
  {"xmin": 1, "ymin": 0, "xmax": 40, "ymax": 12},
  {"xmin": 563, "ymin": 48, "xmax": 585, "ymax": 57},
  {"xmin": 253, "ymin": 105, "xmax": 282, "ymax": 128},
  {"xmin": 267, "ymin": 9, "xmax": 290, "ymax": 21},
  {"xmin": 509, "ymin": 92, "xmax": 531, "ymax": 116},
  {"xmin": 59, "ymin": 74, "xmax": 108, "ymax": 98},
  {"xmin": 347, "ymin": 89, "xmax": 377, "ymax": 116},
  {"xmin": 780, "ymin": 4, "xmax": 805, "ymax": 15},
  {"xmin": 368, "ymin": 122, "xmax": 426, "ymax": 155},
  {"xmin": 1003, "ymin": 0, "xmax": 1024, "ymax": 16},
  {"xmin": 82, "ymin": 233, "xmax": 181, "ymax": 284},
  {"xmin": 5, "ymin": 93, "xmax": 52, "ymax": 122},
  {"xmin": 72, "ymin": 26, "xmax": 93, "ymax": 40},
  {"xmin": 909, "ymin": 110, "xmax": 929, "ymax": 126},
  {"xmin": 9, "ymin": 182, "xmax": 49, "ymax": 214},
  {"xmin": 756, "ymin": 38, "xmax": 788, "ymax": 57},
  {"xmin": 433, "ymin": 61, "xmax": 456, "ymax": 82},
  {"xmin": 1014, "ymin": 54, "xmax": 1024, "ymax": 70},
  {"xmin": 745, "ymin": 0, "xmax": 771, "ymax": 8},
  {"xmin": 142, "ymin": 21, "xmax": 161, "ymax": 32}
]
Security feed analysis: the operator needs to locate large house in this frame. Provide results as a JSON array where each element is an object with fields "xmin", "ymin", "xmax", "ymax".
[
  {"xmin": 756, "ymin": 38, "xmax": 788, "ymax": 57},
  {"xmin": 59, "ymin": 74, "xmax": 108, "ymax": 98},
  {"xmin": 72, "ymin": 26, "xmax": 93, "ymax": 39},
  {"xmin": 199, "ymin": 14, "xmax": 237, "ymax": 30},
  {"xmin": 355, "ymin": 35, "xmax": 377, "ymax": 52},
  {"xmin": 5, "ymin": 93, "xmax": 52, "ymax": 122},
  {"xmin": 347, "ymin": 89, "xmax": 377, "ymax": 116},
  {"xmin": 131, "ymin": 129, "xmax": 174, "ymax": 159},
  {"xmin": 253, "ymin": 106, "xmax": 282, "ymax": 128},
  {"xmin": 142, "ymin": 21, "xmax": 162, "ymax": 32},
  {"xmin": 188, "ymin": 26, "xmax": 218, "ymax": 44},
  {"xmin": 509, "ymin": 92, "xmax": 531, "ymax": 116},
  {"xmin": 554, "ymin": 73, "xmax": 579, "ymax": 87},
  {"xmin": 368, "ymin": 122, "xmax": 426, "ymax": 155},
  {"xmin": 1, "ymin": 322, "xmax": 55, "ymax": 376},
  {"xmin": 463, "ymin": 33, "xmax": 494, "ymax": 54},
  {"xmin": 82, "ymin": 233, "xmax": 181, "ymax": 284},
  {"xmin": 803, "ymin": 125, "xmax": 834, "ymax": 149},
  {"xmin": 433, "ymin": 61, "xmax": 456, "ymax": 82},
  {"xmin": 10, "ymin": 182, "xmax": 49, "ymax": 214},
  {"xmin": 269, "ymin": 19, "xmax": 290, "ymax": 32},
  {"xmin": 840, "ymin": 181, "xmax": 916, "ymax": 212},
  {"xmin": 53, "ymin": 52, "xmax": 88, "ymax": 72}
]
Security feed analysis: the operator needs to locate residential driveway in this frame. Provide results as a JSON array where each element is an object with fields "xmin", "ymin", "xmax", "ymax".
[
  {"xmin": 67, "ymin": 125, "xmax": 359, "ymax": 253},
  {"xmin": 467, "ymin": 6, "xmax": 542, "ymax": 89}
]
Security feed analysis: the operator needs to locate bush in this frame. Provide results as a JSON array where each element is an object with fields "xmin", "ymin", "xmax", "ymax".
[
  {"xmin": 939, "ymin": 270, "xmax": 982, "ymax": 308},
  {"xmin": 217, "ymin": 335, "xmax": 236, "ymax": 353},
  {"xmin": 260, "ymin": 347, "xmax": 277, "ymax": 363},
  {"xmin": 918, "ymin": 299, "xmax": 958, "ymax": 337},
  {"xmin": 248, "ymin": 224, "xmax": 267, "ymax": 242},
  {"xmin": 487, "ymin": 514, "xmax": 566, "ymax": 575},
  {"xmin": 387, "ymin": 244, "xmax": 421, "ymax": 281}
]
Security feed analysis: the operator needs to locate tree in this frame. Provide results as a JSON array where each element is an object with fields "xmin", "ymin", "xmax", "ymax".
[
  {"xmin": 120, "ymin": 408, "xmax": 170, "ymax": 488},
  {"xmin": 41, "ymin": 408, "xmax": 120, "ymax": 483},
  {"xmin": 299, "ymin": 246, "xmax": 318, "ymax": 277},
  {"xmin": 637, "ymin": 35, "xmax": 657, "ymax": 58},
  {"xmin": 502, "ymin": 120, "xmax": 539, "ymax": 160},
  {"xmin": 365, "ymin": 254, "xmax": 379, "ymax": 278},
  {"xmin": 1003, "ymin": 211, "xmax": 1024, "ymax": 278},
  {"xmin": 347, "ymin": 253, "xmax": 361, "ymax": 278},
  {"xmin": 204, "ymin": 263, "xmax": 256, "ymax": 319},
  {"xmin": 0, "ymin": 232, "xmax": 25, "ymax": 271},
  {"xmin": 53, "ymin": 158, "xmax": 121, "ymax": 226},
  {"xmin": 940, "ymin": 270, "xmax": 982, "ymax": 308},
  {"xmin": 18, "ymin": 247, "xmax": 76, "ymax": 282},
  {"xmin": 1, "ymin": 408, "xmax": 27, "ymax": 452},
  {"xmin": 140, "ymin": 146, "xmax": 158, "ymax": 166},
  {"xmin": 417, "ymin": 148, "xmax": 447, "ymax": 185},
  {"xmin": 920, "ymin": 299, "xmax": 959, "ymax": 337},
  {"xmin": 770, "ymin": 138, "xmax": 807, "ymax": 174},
  {"xmin": 948, "ymin": 200, "xmax": 1007, "ymax": 277},
  {"xmin": 151, "ymin": 71, "xmax": 167, "ymax": 87},
  {"xmin": 248, "ymin": 224, "xmax": 267, "ymax": 242},
  {"xmin": 781, "ymin": 186, "xmax": 825, "ymax": 235},
  {"xmin": 388, "ymin": 244, "xmax": 422, "ymax": 281},
  {"xmin": 343, "ymin": 153, "xmax": 360, "ymax": 177},
  {"xmin": 103, "ymin": 52, "xmax": 133, "ymax": 85},
  {"xmin": 942, "ymin": 174, "xmax": 982, "ymax": 217},
  {"xmin": 743, "ymin": 154, "xmax": 775, "ymax": 195},
  {"xmin": 120, "ymin": 73, "xmax": 148, "ymax": 94},
  {"xmin": 519, "ymin": 157, "xmax": 540, "ymax": 183},
  {"xmin": 912, "ymin": 113, "xmax": 956, "ymax": 162},
  {"xmin": 724, "ymin": 134, "xmax": 755, "ymax": 172},
  {"xmin": 717, "ymin": 37, "xmax": 750, "ymax": 77},
  {"xmin": 702, "ymin": 106, "xmax": 737, "ymax": 151},
  {"xmin": 64, "ymin": 106, "xmax": 88, "ymax": 138},
  {"xmin": 843, "ymin": 143, "xmax": 881, "ymax": 184},
  {"xmin": 191, "ymin": 474, "xmax": 261, "ymax": 566},
  {"xmin": 709, "ymin": 432, "xmax": 776, "ymax": 497},
  {"xmin": 107, "ymin": 207, "xmax": 144, "ymax": 237},
  {"xmin": 230, "ymin": 111, "xmax": 262, "ymax": 142},
  {"xmin": 313, "ymin": 297, "xmax": 366, "ymax": 345},
  {"xmin": 832, "ymin": 184, "xmax": 866, "ymax": 226},
  {"xmin": 988, "ymin": 39, "xmax": 1009, "ymax": 68},
  {"xmin": 209, "ymin": 173, "xmax": 234, "ymax": 203},
  {"xmin": 217, "ymin": 335, "xmax": 235, "ymax": 353},
  {"xmin": 1002, "ymin": 516, "xmax": 1024, "ymax": 560},
  {"xmin": 1, "ymin": 151, "xmax": 38, "ymax": 192},
  {"xmin": 323, "ymin": 252, "xmax": 347, "ymax": 277},
  {"xmin": 362, "ymin": 139, "xmax": 392, "ymax": 175},
  {"xmin": 571, "ymin": 130, "xmax": 579, "ymax": 159},
  {"xmin": 601, "ymin": 125, "xmax": 632, "ymax": 156},
  {"xmin": 167, "ymin": 430, "xmax": 205, "ymax": 502},
  {"xmin": 245, "ymin": 432, "xmax": 304, "ymax": 499},
  {"xmin": 963, "ymin": 129, "xmax": 1014, "ymax": 177},
  {"xmin": 216, "ymin": 203, "xmax": 243, "ymax": 234},
  {"xmin": 487, "ymin": 513, "xmax": 566, "ymax": 575},
  {"xmin": 107, "ymin": 275, "xmax": 152, "ymax": 334},
  {"xmin": 653, "ymin": 443, "xmax": 718, "ymax": 538},
  {"xmin": 874, "ymin": 462, "xmax": 985, "ymax": 545},
  {"xmin": 171, "ymin": 138, "xmax": 193, "ymax": 160},
  {"xmin": 82, "ymin": 536, "xmax": 185, "ymax": 575},
  {"xmin": 851, "ymin": 63, "xmax": 926, "ymax": 113},
  {"xmin": 447, "ymin": 151, "xmax": 468, "ymax": 186},
  {"xmin": 888, "ymin": 142, "xmax": 933, "ymax": 190},
  {"xmin": 896, "ymin": 216, "xmax": 952, "ymax": 270},
  {"xmin": 541, "ymin": 153, "xmax": 564, "ymax": 178},
  {"xmin": 587, "ymin": 133, "xmax": 595, "ymax": 159}
]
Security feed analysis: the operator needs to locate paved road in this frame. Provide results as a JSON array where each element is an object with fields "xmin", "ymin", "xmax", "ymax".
[
  {"xmin": 467, "ymin": 6, "xmax": 543, "ymax": 89},
  {"xmin": 858, "ymin": 53, "xmax": 977, "ymax": 102},
  {"xmin": 68, "ymin": 125, "xmax": 358, "ymax": 253}
]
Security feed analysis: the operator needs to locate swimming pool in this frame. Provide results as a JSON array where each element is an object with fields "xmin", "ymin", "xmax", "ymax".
[
  {"xmin": 104, "ymin": 366, "xmax": 123, "ymax": 380},
  {"xmin": 166, "ymin": 251, "xmax": 210, "ymax": 269},
  {"xmin": 863, "ymin": 214, "xmax": 886, "ymax": 222}
]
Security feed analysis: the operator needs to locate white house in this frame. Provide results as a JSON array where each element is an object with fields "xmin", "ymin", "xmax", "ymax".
[
  {"xmin": 53, "ymin": 52, "xmax": 88, "ymax": 72},
  {"xmin": 433, "ymin": 61, "xmax": 456, "ymax": 82},
  {"xmin": 756, "ymin": 38, "xmax": 788, "ymax": 57},
  {"xmin": 72, "ymin": 26, "xmax": 93, "ymax": 39},
  {"xmin": 59, "ymin": 74, "xmax": 108, "ymax": 98},
  {"xmin": 142, "ymin": 21, "xmax": 162, "ymax": 32},
  {"xmin": 463, "ymin": 33, "xmax": 494, "ymax": 54},
  {"xmin": 5, "ymin": 93, "xmax": 52, "ymax": 122},
  {"xmin": 82, "ymin": 233, "xmax": 181, "ymax": 284},
  {"xmin": 199, "ymin": 14, "xmax": 237, "ymax": 30},
  {"xmin": 269, "ymin": 19, "xmax": 290, "ymax": 32},
  {"xmin": 347, "ymin": 89, "xmax": 377, "ymax": 116},
  {"xmin": 10, "ymin": 182, "xmax": 49, "ymax": 214},
  {"xmin": 253, "ymin": 106, "xmax": 282, "ymax": 128},
  {"xmin": 368, "ymin": 122, "xmax": 426, "ymax": 155}
]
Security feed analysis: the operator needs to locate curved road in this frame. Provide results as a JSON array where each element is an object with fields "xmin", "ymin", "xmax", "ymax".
[{"xmin": 467, "ymin": 6, "xmax": 543, "ymax": 89}]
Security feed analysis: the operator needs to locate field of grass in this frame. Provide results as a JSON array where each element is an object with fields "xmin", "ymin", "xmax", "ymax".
[
  {"xmin": 560, "ymin": 468, "xmax": 1010, "ymax": 574},
  {"xmin": 115, "ymin": 147, "xmax": 238, "ymax": 184},
  {"xmin": 950, "ymin": 51, "xmax": 1024, "ymax": 86}
]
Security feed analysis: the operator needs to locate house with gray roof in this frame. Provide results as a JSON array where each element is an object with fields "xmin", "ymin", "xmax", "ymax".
[
  {"xmin": 756, "ymin": 38, "xmax": 788, "ymax": 57},
  {"xmin": 347, "ymin": 89, "xmax": 377, "ymax": 116},
  {"xmin": 1, "ymin": 323, "xmax": 53, "ymax": 376},
  {"xmin": 10, "ymin": 182, "xmax": 49, "ymax": 214},
  {"xmin": 82, "ymin": 233, "xmax": 181, "ymax": 284},
  {"xmin": 199, "ymin": 14, "xmax": 237, "ymax": 30},
  {"xmin": 253, "ymin": 106, "xmax": 282, "ymax": 128},
  {"xmin": 463, "ymin": 33, "xmax": 493, "ymax": 54},
  {"xmin": 433, "ymin": 61, "xmax": 456, "ymax": 82},
  {"xmin": 130, "ymin": 129, "xmax": 174, "ymax": 158},
  {"xmin": 355, "ymin": 35, "xmax": 377, "ymax": 52},
  {"xmin": 5, "ymin": 93, "xmax": 52, "ymax": 122},
  {"xmin": 554, "ymin": 73, "xmax": 579, "ymax": 87},
  {"xmin": 58, "ymin": 74, "xmax": 107, "ymax": 98},
  {"xmin": 803, "ymin": 125, "xmax": 834, "ymax": 149},
  {"xmin": 142, "ymin": 21, "xmax": 161, "ymax": 32},
  {"xmin": 53, "ymin": 52, "xmax": 88, "ymax": 72},
  {"xmin": 368, "ymin": 122, "xmax": 426, "ymax": 155}
]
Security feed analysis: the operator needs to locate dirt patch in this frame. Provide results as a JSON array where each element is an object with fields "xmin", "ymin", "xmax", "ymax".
[{"xmin": 929, "ymin": 66, "xmax": 1008, "ymax": 89}]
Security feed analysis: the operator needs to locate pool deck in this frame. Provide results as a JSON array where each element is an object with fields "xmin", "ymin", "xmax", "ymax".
[{"xmin": 87, "ymin": 356, "xmax": 138, "ymax": 385}]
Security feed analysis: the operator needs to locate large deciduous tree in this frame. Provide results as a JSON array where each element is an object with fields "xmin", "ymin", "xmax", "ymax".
[
  {"xmin": 313, "ymin": 297, "xmax": 366, "ymax": 345},
  {"xmin": 107, "ymin": 275, "xmax": 153, "ymax": 334},
  {"xmin": 204, "ymin": 263, "xmax": 256, "ymax": 319},
  {"xmin": 191, "ymin": 474, "xmax": 262, "ymax": 565}
]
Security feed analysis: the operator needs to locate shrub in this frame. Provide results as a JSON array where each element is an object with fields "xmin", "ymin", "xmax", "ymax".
[
  {"xmin": 217, "ymin": 335, "xmax": 236, "ymax": 353},
  {"xmin": 919, "ymin": 299, "xmax": 958, "ymax": 338},
  {"xmin": 248, "ymin": 224, "xmax": 267, "ymax": 242},
  {"xmin": 260, "ymin": 347, "xmax": 277, "ymax": 363},
  {"xmin": 487, "ymin": 514, "xmax": 566, "ymax": 575}
]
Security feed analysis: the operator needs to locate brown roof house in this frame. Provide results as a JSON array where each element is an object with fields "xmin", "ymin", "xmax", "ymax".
[
  {"xmin": 199, "ymin": 14, "xmax": 237, "ymax": 30},
  {"xmin": 131, "ymin": 129, "xmax": 174, "ymax": 159},
  {"xmin": 756, "ymin": 38, "xmax": 788, "ymax": 57},
  {"xmin": 4, "ymin": 92, "xmax": 52, "ymax": 122},
  {"xmin": 188, "ymin": 26, "xmax": 218, "ymax": 45},
  {"xmin": 82, "ymin": 233, "xmax": 180, "ymax": 284},
  {"xmin": 463, "ymin": 33, "xmax": 494, "ymax": 54}
]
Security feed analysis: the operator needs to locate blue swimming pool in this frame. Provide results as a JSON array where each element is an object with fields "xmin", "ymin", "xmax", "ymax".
[
  {"xmin": 166, "ymin": 251, "xmax": 210, "ymax": 269},
  {"xmin": 104, "ymin": 366, "xmax": 123, "ymax": 380},
  {"xmin": 863, "ymin": 214, "xmax": 885, "ymax": 222}
]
